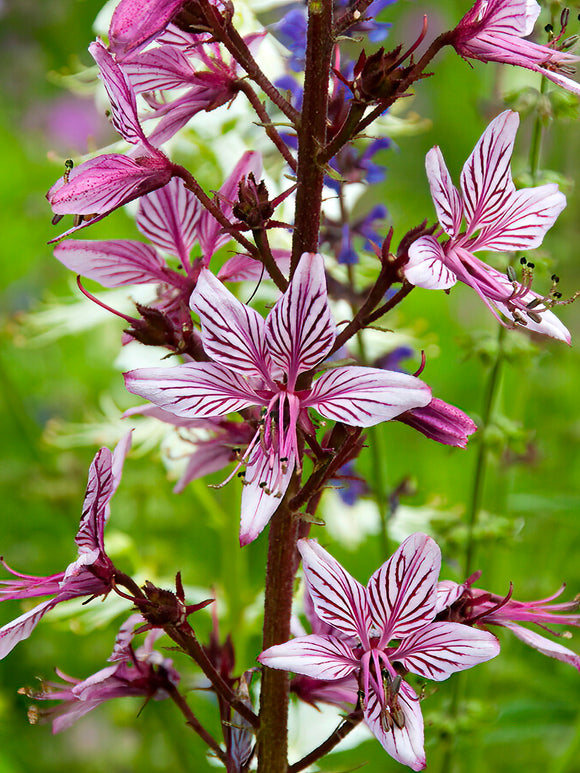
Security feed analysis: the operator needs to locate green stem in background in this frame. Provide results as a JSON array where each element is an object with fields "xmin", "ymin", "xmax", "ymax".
[
  {"xmin": 529, "ymin": 75, "xmax": 548, "ymax": 184},
  {"xmin": 464, "ymin": 323, "xmax": 506, "ymax": 578}
]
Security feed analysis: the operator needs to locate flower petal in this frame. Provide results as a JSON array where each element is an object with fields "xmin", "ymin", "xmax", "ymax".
[
  {"xmin": 191, "ymin": 269, "xmax": 275, "ymax": 381},
  {"xmin": 124, "ymin": 363, "xmax": 261, "ymax": 419},
  {"xmin": 434, "ymin": 581, "xmax": 466, "ymax": 613},
  {"xmin": 367, "ymin": 533, "xmax": 440, "ymax": 642},
  {"xmin": 364, "ymin": 680, "xmax": 426, "ymax": 771},
  {"xmin": 405, "ymin": 237, "xmax": 457, "ymax": 290},
  {"xmin": 460, "ymin": 110, "xmax": 518, "ymax": 237},
  {"xmin": 393, "ymin": 622, "xmax": 500, "ymax": 680},
  {"xmin": 258, "ymin": 634, "xmax": 359, "ymax": 680},
  {"xmin": 471, "ymin": 184, "xmax": 566, "ymax": 252},
  {"xmin": 75, "ymin": 447, "xmax": 115, "ymax": 555},
  {"xmin": 265, "ymin": 253, "xmax": 335, "ymax": 386},
  {"xmin": 137, "ymin": 177, "xmax": 201, "ymax": 262},
  {"xmin": 89, "ymin": 40, "xmax": 146, "ymax": 146},
  {"xmin": 298, "ymin": 539, "xmax": 372, "ymax": 643},
  {"xmin": 108, "ymin": 0, "xmax": 184, "ymax": 58},
  {"xmin": 306, "ymin": 367, "xmax": 431, "ymax": 427},
  {"xmin": 239, "ymin": 447, "xmax": 295, "ymax": 546},
  {"xmin": 503, "ymin": 623, "xmax": 580, "ymax": 671},
  {"xmin": 425, "ymin": 147, "xmax": 463, "ymax": 237},
  {"xmin": 0, "ymin": 599, "xmax": 57, "ymax": 660},
  {"xmin": 53, "ymin": 239, "xmax": 168, "ymax": 287}
]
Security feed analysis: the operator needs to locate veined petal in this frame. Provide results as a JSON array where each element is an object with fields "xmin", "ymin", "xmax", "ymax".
[
  {"xmin": 53, "ymin": 240, "xmax": 168, "ymax": 287},
  {"xmin": 89, "ymin": 40, "xmax": 146, "ymax": 146},
  {"xmin": 0, "ymin": 599, "xmax": 57, "ymax": 660},
  {"xmin": 435, "ymin": 581, "xmax": 466, "ymax": 613},
  {"xmin": 368, "ymin": 534, "xmax": 440, "ymax": 642},
  {"xmin": 108, "ymin": 0, "xmax": 184, "ymax": 58},
  {"xmin": 191, "ymin": 269, "xmax": 275, "ymax": 381},
  {"xmin": 124, "ymin": 363, "xmax": 261, "ymax": 419},
  {"xmin": 471, "ymin": 184, "xmax": 566, "ymax": 252},
  {"xmin": 364, "ymin": 680, "xmax": 426, "ymax": 771},
  {"xmin": 239, "ymin": 447, "xmax": 295, "ymax": 546},
  {"xmin": 137, "ymin": 178, "xmax": 200, "ymax": 262},
  {"xmin": 258, "ymin": 634, "xmax": 359, "ymax": 680},
  {"xmin": 503, "ymin": 624, "xmax": 580, "ymax": 671},
  {"xmin": 123, "ymin": 45, "xmax": 197, "ymax": 93},
  {"xmin": 460, "ymin": 110, "xmax": 518, "ymax": 237},
  {"xmin": 298, "ymin": 539, "xmax": 373, "ymax": 643},
  {"xmin": 265, "ymin": 253, "xmax": 335, "ymax": 386},
  {"xmin": 306, "ymin": 367, "xmax": 431, "ymax": 427},
  {"xmin": 406, "ymin": 237, "xmax": 457, "ymax": 290},
  {"xmin": 75, "ymin": 448, "xmax": 115, "ymax": 555},
  {"xmin": 393, "ymin": 622, "xmax": 500, "ymax": 681},
  {"xmin": 48, "ymin": 154, "xmax": 173, "ymax": 216},
  {"xmin": 425, "ymin": 147, "xmax": 463, "ymax": 237}
]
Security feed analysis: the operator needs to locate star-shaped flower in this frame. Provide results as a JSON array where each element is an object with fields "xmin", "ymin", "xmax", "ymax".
[
  {"xmin": 405, "ymin": 110, "xmax": 570, "ymax": 341},
  {"xmin": 125, "ymin": 253, "xmax": 431, "ymax": 544},
  {"xmin": 259, "ymin": 535, "xmax": 500, "ymax": 770}
]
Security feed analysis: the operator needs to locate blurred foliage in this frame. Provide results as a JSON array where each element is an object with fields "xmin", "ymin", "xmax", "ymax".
[{"xmin": 0, "ymin": 0, "xmax": 579, "ymax": 772}]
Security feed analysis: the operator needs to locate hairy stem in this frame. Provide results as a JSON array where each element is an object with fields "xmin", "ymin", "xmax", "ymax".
[
  {"xmin": 257, "ymin": 485, "xmax": 301, "ymax": 773},
  {"xmin": 290, "ymin": 0, "xmax": 334, "ymax": 272}
]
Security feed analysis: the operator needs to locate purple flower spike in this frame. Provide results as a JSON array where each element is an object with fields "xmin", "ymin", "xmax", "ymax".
[
  {"xmin": 452, "ymin": 0, "xmax": 580, "ymax": 95},
  {"xmin": 259, "ymin": 535, "xmax": 500, "ymax": 770},
  {"xmin": 406, "ymin": 110, "xmax": 570, "ymax": 341},
  {"xmin": 438, "ymin": 578, "xmax": 580, "ymax": 671},
  {"xmin": 109, "ymin": 0, "xmax": 185, "ymax": 59},
  {"xmin": 0, "ymin": 434, "xmax": 131, "ymax": 659},
  {"xmin": 26, "ymin": 614, "xmax": 180, "ymax": 733},
  {"xmin": 47, "ymin": 41, "xmax": 175, "ymax": 239},
  {"xmin": 125, "ymin": 253, "xmax": 431, "ymax": 545}
]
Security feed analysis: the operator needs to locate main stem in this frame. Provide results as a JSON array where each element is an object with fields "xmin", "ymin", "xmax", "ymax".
[
  {"xmin": 290, "ymin": 0, "xmax": 334, "ymax": 273},
  {"xmin": 257, "ymin": 490, "xmax": 300, "ymax": 773}
]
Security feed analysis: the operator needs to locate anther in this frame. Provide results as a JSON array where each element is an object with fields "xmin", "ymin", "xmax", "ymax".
[
  {"xmin": 506, "ymin": 266, "xmax": 517, "ymax": 282},
  {"xmin": 551, "ymin": 274, "xmax": 560, "ymax": 283},
  {"xmin": 545, "ymin": 23, "xmax": 554, "ymax": 33}
]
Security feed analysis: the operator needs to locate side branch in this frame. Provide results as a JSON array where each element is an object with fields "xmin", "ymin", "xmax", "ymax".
[
  {"xmin": 287, "ymin": 710, "xmax": 363, "ymax": 773},
  {"xmin": 166, "ymin": 681, "xmax": 227, "ymax": 763}
]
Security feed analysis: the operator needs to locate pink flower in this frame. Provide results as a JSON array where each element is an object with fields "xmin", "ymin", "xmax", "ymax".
[
  {"xmin": 396, "ymin": 397, "xmax": 477, "ymax": 449},
  {"xmin": 125, "ymin": 253, "xmax": 432, "ymax": 545},
  {"xmin": 25, "ymin": 614, "xmax": 180, "ymax": 733},
  {"xmin": 405, "ymin": 110, "xmax": 570, "ymax": 341},
  {"xmin": 436, "ymin": 576, "xmax": 580, "ymax": 671},
  {"xmin": 0, "ymin": 434, "xmax": 131, "ymax": 659},
  {"xmin": 47, "ymin": 41, "xmax": 175, "ymax": 240},
  {"xmin": 108, "ymin": 0, "xmax": 185, "ymax": 58},
  {"xmin": 452, "ymin": 0, "xmax": 580, "ymax": 95},
  {"xmin": 259, "ymin": 535, "xmax": 500, "ymax": 770}
]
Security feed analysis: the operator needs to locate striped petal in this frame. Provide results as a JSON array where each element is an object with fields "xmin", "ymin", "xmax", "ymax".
[
  {"xmin": 0, "ymin": 599, "xmax": 57, "ymax": 660},
  {"xmin": 137, "ymin": 177, "xmax": 200, "ymax": 262},
  {"xmin": 425, "ymin": 146, "xmax": 463, "ymax": 237},
  {"xmin": 364, "ymin": 680, "xmax": 426, "ymax": 771},
  {"xmin": 258, "ymin": 634, "xmax": 359, "ymax": 680},
  {"xmin": 406, "ymin": 237, "xmax": 457, "ymax": 290},
  {"xmin": 53, "ymin": 239, "xmax": 168, "ymax": 287},
  {"xmin": 503, "ymin": 624, "xmax": 580, "ymax": 671},
  {"xmin": 239, "ymin": 446, "xmax": 295, "ymax": 546},
  {"xmin": 191, "ymin": 269, "xmax": 274, "ymax": 382},
  {"xmin": 124, "ymin": 363, "xmax": 261, "ymax": 419},
  {"xmin": 298, "ymin": 539, "xmax": 372, "ymax": 643},
  {"xmin": 306, "ymin": 367, "xmax": 431, "ymax": 426},
  {"xmin": 367, "ymin": 534, "xmax": 440, "ymax": 642},
  {"xmin": 392, "ymin": 622, "xmax": 500, "ymax": 680},
  {"xmin": 89, "ymin": 40, "xmax": 146, "ymax": 146},
  {"xmin": 265, "ymin": 253, "xmax": 335, "ymax": 386},
  {"xmin": 471, "ymin": 184, "xmax": 566, "ymax": 252},
  {"xmin": 460, "ymin": 110, "xmax": 518, "ymax": 237}
]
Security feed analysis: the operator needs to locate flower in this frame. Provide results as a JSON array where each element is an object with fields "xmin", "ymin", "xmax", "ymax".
[
  {"xmin": 452, "ymin": 0, "xmax": 580, "ymax": 96},
  {"xmin": 125, "ymin": 252, "xmax": 431, "ymax": 545},
  {"xmin": 108, "ymin": 0, "xmax": 186, "ymax": 59},
  {"xmin": 259, "ymin": 535, "xmax": 500, "ymax": 770},
  {"xmin": 0, "ymin": 434, "xmax": 131, "ymax": 659},
  {"xmin": 47, "ymin": 41, "xmax": 175, "ymax": 240},
  {"xmin": 436, "ymin": 576, "xmax": 580, "ymax": 671},
  {"xmin": 24, "ymin": 614, "xmax": 180, "ymax": 733},
  {"xmin": 405, "ymin": 110, "xmax": 570, "ymax": 341},
  {"xmin": 396, "ymin": 398, "xmax": 477, "ymax": 448}
]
